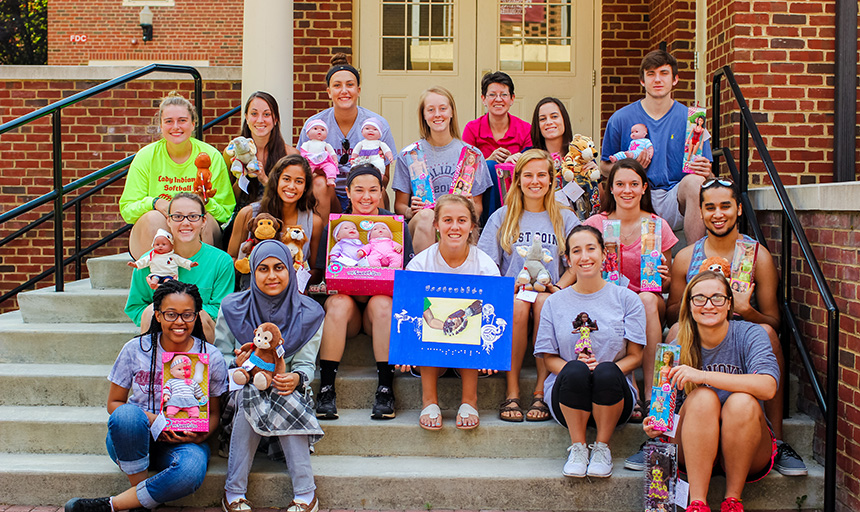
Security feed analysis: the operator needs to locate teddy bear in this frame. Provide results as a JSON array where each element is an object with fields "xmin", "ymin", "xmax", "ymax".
[
  {"xmin": 562, "ymin": 135, "xmax": 602, "ymax": 218},
  {"xmin": 515, "ymin": 236, "xmax": 554, "ymax": 292},
  {"xmin": 282, "ymin": 225, "xmax": 309, "ymax": 271},
  {"xmin": 225, "ymin": 136, "xmax": 261, "ymax": 180},
  {"xmin": 700, "ymin": 256, "xmax": 731, "ymax": 278},
  {"xmin": 232, "ymin": 322, "xmax": 286, "ymax": 390},
  {"xmin": 235, "ymin": 213, "xmax": 283, "ymax": 274},
  {"xmin": 193, "ymin": 152, "xmax": 217, "ymax": 204}
]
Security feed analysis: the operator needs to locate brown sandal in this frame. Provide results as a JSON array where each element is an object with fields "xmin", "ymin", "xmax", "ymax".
[
  {"xmin": 526, "ymin": 395, "xmax": 551, "ymax": 422},
  {"xmin": 499, "ymin": 397, "xmax": 524, "ymax": 422}
]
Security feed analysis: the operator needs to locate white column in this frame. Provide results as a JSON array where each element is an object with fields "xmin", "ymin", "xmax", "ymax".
[{"xmin": 241, "ymin": 0, "xmax": 294, "ymax": 143}]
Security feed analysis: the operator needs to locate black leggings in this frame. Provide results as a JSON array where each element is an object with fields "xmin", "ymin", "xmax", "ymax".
[{"xmin": 550, "ymin": 360, "xmax": 634, "ymax": 428}]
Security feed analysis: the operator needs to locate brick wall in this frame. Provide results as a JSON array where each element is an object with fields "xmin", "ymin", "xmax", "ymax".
[
  {"xmin": 756, "ymin": 207, "xmax": 860, "ymax": 512},
  {"xmin": 291, "ymin": 1, "xmax": 354, "ymax": 140},
  {"xmin": 47, "ymin": 0, "xmax": 243, "ymax": 66},
  {"xmin": 706, "ymin": 0, "xmax": 860, "ymax": 186},
  {"xmin": 649, "ymin": 0, "xmax": 696, "ymax": 105},
  {"xmin": 599, "ymin": 0, "xmax": 651, "ymax": 132},
  {"xmin": 0, "ymin": 78, "xmax": 242, "ymax": 312}
]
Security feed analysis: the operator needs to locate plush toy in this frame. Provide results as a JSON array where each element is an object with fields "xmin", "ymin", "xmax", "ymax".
[
  {"xmin": 356, "ymin": 222, "xmax": 403, "ymax": 268},
  {"xmin": 193, "ymin": 152, "xmax": 217, "ymax": 204},
  {"xmin": 232, "ymin": 322, "xmax": 286, "ymax": 390},
  {"xmin": 162, "ymin": 354, "xmax": 207, "ymax": 419},
  {"xmin": 128, "ymin": 229, "xmax": 198, "ymax": 289},
  {"xmin": 700, "ymin": 256, "xmax": 731, "ymax": 278},
  {"xmin": 562, "ymin": 134, "xmax": 601, "ymax": 217},
  {"xmin": 235, "ymin": 213, "xmax": 283, "ymax": 274},
  {"xmin": 515, "ymin": 236, "xmax": 553, "ymax": 292},
  {"xmin": 282, "ymin": 225, "xmax": 309, "ymax": 271},
  {"xmin": 225, "ymin": 136, "xmax": 261, "ymax": 179}
]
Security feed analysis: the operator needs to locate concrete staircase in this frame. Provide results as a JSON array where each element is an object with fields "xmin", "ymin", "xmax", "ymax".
[{"xmin": 0, "ymin": 254, "xmax": 824, "ymax": 511}]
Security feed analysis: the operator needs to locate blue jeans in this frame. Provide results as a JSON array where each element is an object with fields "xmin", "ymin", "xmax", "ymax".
[{"xmin": 106, "ymin": 403, "xmax": 210, "ymax": 508}]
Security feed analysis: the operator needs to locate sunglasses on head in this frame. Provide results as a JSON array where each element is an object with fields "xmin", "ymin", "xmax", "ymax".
[
  {"xmin": 339, "ymin": 138, "xmax": 350, "ymax": 165},
  {"xmin": 702, "ymin": 178, "xmax": 734, "ymax": 190}
]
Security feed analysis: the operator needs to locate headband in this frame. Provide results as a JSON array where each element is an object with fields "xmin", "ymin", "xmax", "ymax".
[
  {"xmin": 345, "ymin": 164, "xmax": 382, "ymax": 189},
  {"xmin": 326, "ymin": 64, "xmax": 361, "ymax": 86}
]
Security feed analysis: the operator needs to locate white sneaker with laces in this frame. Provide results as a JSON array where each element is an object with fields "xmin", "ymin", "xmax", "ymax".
[
  {"xmin": 563, "ymin": 443, "xmax": 589, "ymax": 477},
  {"xmin": 586, "ymin": 441, "xmax": 613, "ymax": 477}
]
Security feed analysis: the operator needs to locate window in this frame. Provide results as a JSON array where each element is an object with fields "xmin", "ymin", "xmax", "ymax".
[
  {"xmin": 381, "ymin": 0, "xmax": 455, "ymax": 71},
  {"xmin": 499, "ymin": 0, "xmax": 571, "ymax": 72}
]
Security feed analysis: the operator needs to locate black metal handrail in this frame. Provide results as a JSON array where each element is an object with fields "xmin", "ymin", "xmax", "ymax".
[
  {"xmin": 0, "ymin": 64, "xmax": 239, "ymax": 304},
  {"xmin": 712, "ymin": 65, "xmax": 839, "ymax": 512}
]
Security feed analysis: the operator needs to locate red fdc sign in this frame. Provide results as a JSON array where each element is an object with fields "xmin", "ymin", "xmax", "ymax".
[{"xmin": 70, "ymin": 34, "xmax": 88, "ymax": 43}]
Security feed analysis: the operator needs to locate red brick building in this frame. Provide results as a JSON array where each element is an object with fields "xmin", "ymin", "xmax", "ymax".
[{"xmin": 2, "ymin": 0, "xmax": 859, "ymax": 509}]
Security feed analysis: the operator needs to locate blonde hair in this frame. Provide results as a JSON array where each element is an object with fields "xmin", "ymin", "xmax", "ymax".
[
  {"xmin": 157, "ymin": 91, "xmax": 198, "ymax": 127},
  {"xmin": 434, "ymin": 194, "xmax": 478, "ymax": 244},
  {"xmin": 497, "ymin": 149, "xmax": 570, "ymax": 255},
  {"xmin": 418, "ymin": 86, "xmax": 461, "ymax": 141},
  {"xmin": 677, "ymin": 271, "xmax": 735, "ymax": 394}
]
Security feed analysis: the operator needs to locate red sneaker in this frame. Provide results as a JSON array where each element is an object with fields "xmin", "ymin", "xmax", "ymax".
[
  {"xmin": 720, "ymin": 497, "xmax": 744, "ymax": 512},
  {"xmin": 687, "ymin": 500, "xmax": 711, "ymax": 512}
]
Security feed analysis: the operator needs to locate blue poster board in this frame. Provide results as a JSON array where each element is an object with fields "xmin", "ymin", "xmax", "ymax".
[{"xmin": 388, "ymin": 270, "xmax": 514, "ymax": 371}]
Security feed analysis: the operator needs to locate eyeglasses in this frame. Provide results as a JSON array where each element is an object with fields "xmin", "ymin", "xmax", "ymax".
[
  {"xmin": 339, "ymin": 138, "xmax": 351, "ymax": 165},
  {"xmin": 702, "ymin": 178, "xmax": 733, "ymax": 190},
  {"xmin": 485, "ymin": 92, "xmax": 511, "ymax": 100},
  {"xmin": 690, "ymin": 293, "xmax": 729, "ymax": 307},
  {"xmin": 168, "ymin": 213, "xmax": 204, "ymax": 223},
  {"xmin": 158, "ymin": 310, "xmax": 198, "ymax": 322}
]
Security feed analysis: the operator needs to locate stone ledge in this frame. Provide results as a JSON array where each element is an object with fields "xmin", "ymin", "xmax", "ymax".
[
  {"xmin": 748, "ymin": 182, "xmax": 860, "ymax": 212},
  {"xmin": 2, "ymin": 65, "xmax": 241, "ymax": 81}
]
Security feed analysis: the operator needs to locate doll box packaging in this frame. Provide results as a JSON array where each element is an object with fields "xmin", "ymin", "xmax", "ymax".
[
  {"xmin": 644, "ymin": 440, "xmax": 678, "ymax": 512},
  {"xmin": 325, "ymin": 214, "xmax": 406, "ymax": 296},
  {"xmin": 682, "ymin": 105, "xmax": 710, "ymax": 174},
  {"xmin": 640, "ymin": 215, "xmax": 662, "ymax": 292},
  {"xmin": 648, "ymin": 343, "xmax": 681, "ymax": 433},
  {"xmin": 730, "ymin": 238, "xmax": 757, "ymax": 294},
  {"xmin": 602, "ymin": 219, "xmax": 622, "ymax": 285},
  {"xmin": 448, "ymin": 146, "xmax": 482, "ymax": 196},
  {"xmin": 495, "ymin": 162, "xmax": 515, "ymax": 206},
  {"xmin": 403, "ymin": 142, "xmax": 435, "ymax": 206},
  {"xmin": 160, "ymin": 352, "xmax": 210, "ymax": 432}
]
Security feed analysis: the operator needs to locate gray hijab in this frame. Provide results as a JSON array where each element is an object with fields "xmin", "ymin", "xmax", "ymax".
[{"xmin": 221, "ymin": 240, "xmax": 324, "ymax": 357}]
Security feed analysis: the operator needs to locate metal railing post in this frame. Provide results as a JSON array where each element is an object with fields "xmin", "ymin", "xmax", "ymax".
[
  {"xmin": 75, "ymin": 201, "xmax": 82, "ymax": 280},
  {"xmin": 781, "ymin": 213, "xmax": 792, "ymax": 418},
  {"xmin": 52, "ymin": 110, "xmax": 64, "ymax": 292},
  {"xmin": 825, "ymin": 310, "xmax": 839, "ymax": 512}
]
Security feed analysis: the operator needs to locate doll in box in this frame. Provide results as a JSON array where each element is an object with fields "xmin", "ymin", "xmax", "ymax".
[
  {"xmin": 449, "ymin": 149, "xmax": 479, "ymax": 196},
  {"xmin": 350, "ymin": 118, "xmax": 393, "ymax": 173},
  {"xmin": 128, "ymin": 229, "xmax": 198, "ymax": 289},
  {"xmin": 162, "ymin": 354, "xmax": 207, "ymax": 419},
  {"xmin": 357, "ymin": 222, "xmax": 403, "ymax": 268},
  {"xmin": 300, "ymin": 119, "xmax": 339, "ymax": 186},
  {"xmin": 328, "ymin": 221, "xmax": 366, "ymax": 266},
  {"xmin": 609, "ymin": 123, "xmax": 653, "ymax": 163}
]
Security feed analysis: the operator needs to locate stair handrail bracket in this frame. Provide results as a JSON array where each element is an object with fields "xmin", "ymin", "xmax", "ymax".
[
  {"xmin": 712, "ymin": 65, "xmax": 840, "ymax": 512},
  {"xmin": 0, "ymin": 64, "xmax": 238, "ymax": 303}
]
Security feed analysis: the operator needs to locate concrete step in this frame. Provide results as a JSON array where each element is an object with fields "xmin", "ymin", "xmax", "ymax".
[
  {"xmin": 0, "ymin": 452, "xmax": 824, "ymax": 511},
  {"xmin": 17, "ymin": 280, "xmax": 130, "ymax": 323},
  {"xmin": 86, "ymin": 253, "xmax": 133, "ymax": 290},
  {"xmin": 0, "ymin": 312, "xmax": 136, "ymax": 364},
  {"xmin": 0, "ymin": 363, "xmax": 112, "ymax": 407},
  {"xmin": 0, "ymin": 403, "xmax": 816, "ymax": 461}
]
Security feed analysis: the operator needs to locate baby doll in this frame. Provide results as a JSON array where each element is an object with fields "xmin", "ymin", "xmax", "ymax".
[
  {"xmin": 162, "ymin": 354, "xmax": 207, "ymax": 419},
  {"xmin": 350, "ymin": 118, "xmax": 393, "ymax": 173},
  {"xmin": 328, "ymin": 221, "xmax": 366, "ymax": 266},
  {"xmin": 609, "ymin": 123, "xmax": 654, "ymax": 162},
  {"xmin": 357, "ymin": 222, "xmax": 403, "ymax": 268},
  {"xmin": 300, "ymin": 119, "xmax": 339, "ymax": 186},
  {"xmin": 128, "ymin": 229, "xmax": 198, "ymax": 289}
]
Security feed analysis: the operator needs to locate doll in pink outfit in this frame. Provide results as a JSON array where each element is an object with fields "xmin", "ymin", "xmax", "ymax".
[
  {"xmin": 328, "ymin": 220, "xmax": 366, "ymax": 266},
  {"xmin": 350, "ymin": 118, "xmax": 393, "ymax": 173},
  {"xmin": 356, "ymin": 222, "xmax": 403, "ymax": 268},
  {"xmin": 300, "ymin": 119, "xmax": 339, "ymax": 186}
]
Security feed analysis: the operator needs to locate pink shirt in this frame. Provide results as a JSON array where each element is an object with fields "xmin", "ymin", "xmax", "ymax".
[
  {"xmin": 462, "ymin": 114, "xmax": 532, "ymax": 160},
  {"xmin": 583, "ymin": 212, "xmax": 679, "ymax": 293}
]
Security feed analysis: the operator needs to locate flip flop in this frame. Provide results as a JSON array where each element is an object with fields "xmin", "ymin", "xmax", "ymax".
[
  {"xmin": 419, "ymin": 403, "xmax": 442, "ymax": 430},
  {"xmin": 456, "ymin": 403, "xmax": 480, "ymax": 430}
]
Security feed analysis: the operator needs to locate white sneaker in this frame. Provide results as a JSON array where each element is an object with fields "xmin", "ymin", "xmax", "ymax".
[
  {"xmin": 586, "ymin": 442, "xmax": 613, "ymax": 477},
  {"xmin": 563, "ymin": 443, "xmax": 589, "ymax": 477}
]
